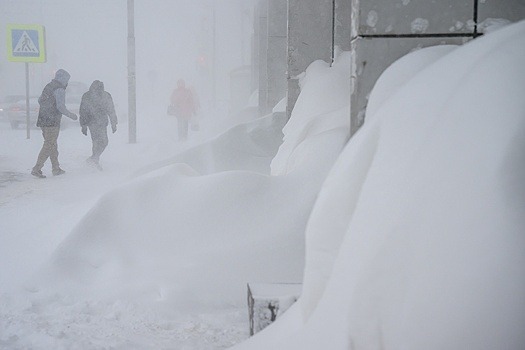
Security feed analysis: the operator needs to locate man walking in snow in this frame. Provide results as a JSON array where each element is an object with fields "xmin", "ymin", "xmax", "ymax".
[
  {"xmin": 79, "ymin": 80, "xmax": 118, "ymax": 170},
  {"xmin": 31, "ymin": 69, "xmax": 78, "ymax": 178}
]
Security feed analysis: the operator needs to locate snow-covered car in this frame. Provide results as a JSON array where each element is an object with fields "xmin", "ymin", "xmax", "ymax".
[
  {"xmin": 0, "ymin": 95, "xmax": 25, "ymax": 124},
  {"xmin": 7, "ymin": 97, "xmax": 39, "ymax": 129}
]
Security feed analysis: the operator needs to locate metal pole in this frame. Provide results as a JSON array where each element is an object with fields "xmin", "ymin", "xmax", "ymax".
[
  {"xmin": 25, "ymin": 62, "xmax": 30, "ymax": 139},
  {"xmin": 127, "ymin": 0, "xmax": 137, "ymax": 143},
  {"xmin": 212, "ymin": 0, "xmax": 217, "ymax": 108},
  {"xmin": 241, "ymin": 1, "xmax": 245, "ymax": 65},
  {"xmin": 332, "ymin": 0, "xmax": 336, "ymax": 63}
]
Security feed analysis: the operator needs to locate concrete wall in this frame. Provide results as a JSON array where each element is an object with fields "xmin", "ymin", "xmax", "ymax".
[
  {"xmin": 267, "ymin": 0, "xmax": 288, "ymax": 114},
  {"xmin": 256, "ymin": 0, "xmax": 269, "ymax": 117},
  {"xmin": 349, "ymin": 0, "xmax": 525, "ymax": 136},
  {"xmin": 254, "ymin": 0, "xmax": 288, "ymax": 116},
  {"xmin": 355, "ymin": 1, "xmax": 474, "ymax": 36},
  {"xmin": 478, "ymin": 0, "xmax": 525, "ymax": 29},
  {"xmin": 334, "ymin": 0, "xmax": 352, "ymax": 52},
  {"xmin": 287, "ymin": 0, "xmax": 334, "ymax": 117},
  {"xmin": 253, "ymin": 0, "xmax": 525, "ymax": 128}
]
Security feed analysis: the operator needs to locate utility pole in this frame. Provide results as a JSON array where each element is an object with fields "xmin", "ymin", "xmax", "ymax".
[
  {"xmin": 127, "ymin": 0, "xmax": 137, "ymax": 143},
  {"xmin": 241, "ymin": 1, "xmax": 246, "ymax": 65},
  {"xmin": 25, "ymin": 62, "xmax": 30, "ymax": 139},
  {"xmin": 212, "ymin": 0, "xmax": 217, "ymax": 108}
]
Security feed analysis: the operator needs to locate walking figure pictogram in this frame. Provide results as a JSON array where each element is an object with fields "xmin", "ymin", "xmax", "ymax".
[{"xmin": 21, "ymin": 34, "xmax": 35, "ymax": 52}]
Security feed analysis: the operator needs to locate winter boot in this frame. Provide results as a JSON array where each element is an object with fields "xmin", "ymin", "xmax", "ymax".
[
  {"xmin": 52, "ymin": 168, "xmax": 66, "ymax": 176},
  {"xmin": 86, "ymin": 157, "xmax": 103, "ymax": 171},
  {"xmin": 31, "ymin": 169, "xmax": 46, "ymax": 178}
]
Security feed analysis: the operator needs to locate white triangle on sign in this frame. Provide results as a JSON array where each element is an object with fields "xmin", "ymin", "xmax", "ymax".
[{"xmin": 13, "ymin": 31, "xmax": 39, "ymax": 54}]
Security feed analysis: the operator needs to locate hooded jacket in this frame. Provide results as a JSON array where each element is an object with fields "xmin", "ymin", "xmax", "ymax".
[
  {"xmin": 37, "ymin": 69, "xmax": 75, "ymax": 127},
  {"xmin": 79, "ymin": 80, "xmax": 118, "ymax": 128}
]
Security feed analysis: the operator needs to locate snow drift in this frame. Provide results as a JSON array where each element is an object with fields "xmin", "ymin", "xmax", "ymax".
[
  {"xmin": 134, "ymin": 112, "xmax": 287, "ymax": 178},
  {"xmin": 30, "ymin": 54, "xmax": 351, "ymax": 315},
  {"xmin": 236, "ymin": 20, "xmax": 525, "ymax": 350},
  {"xmin": 271, "ymin": 53, "xmax": 351, "ymax": 176}
]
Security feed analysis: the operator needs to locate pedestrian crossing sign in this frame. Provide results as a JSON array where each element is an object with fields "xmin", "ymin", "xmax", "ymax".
[{"xmin": 7, "ymin": 24, "xmax": 46, "ymax": 63}]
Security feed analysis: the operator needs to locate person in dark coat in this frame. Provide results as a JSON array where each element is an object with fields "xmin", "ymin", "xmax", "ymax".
[
  {"xmin": 31, "ymin": 69, "xmax": 78, "ymax": 178},
  {"xmin": 79, "ymin": 80, "xmax": 118, "ymax": 170}
]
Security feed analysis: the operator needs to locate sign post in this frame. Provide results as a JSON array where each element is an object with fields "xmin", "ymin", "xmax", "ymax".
[
  {"xmin": 6, "ymin": 24, "xmax": 46, "ymax": 139},
  {"xmin": 127, "ymin": 0, "xmax": 137, "ymax": 144}
]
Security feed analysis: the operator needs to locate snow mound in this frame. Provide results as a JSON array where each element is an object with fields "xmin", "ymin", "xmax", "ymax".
[
  {"xmin": 271, "ymin": 52, "xmax": 351, "ymax": 176},
  {"xmin": 237, "ymin": 19, "xmax": 525, "ymax": 350},
  {"xmin": 365, "ymin": 44, "xmax": 457, "ymax": 121},
  {"xmin": 135, "ymin": 112, "xmax": 287, "ymax": 177},
  {"xmin": 30, "ymin": 53, "xmax": 351, "ymax": 317}
]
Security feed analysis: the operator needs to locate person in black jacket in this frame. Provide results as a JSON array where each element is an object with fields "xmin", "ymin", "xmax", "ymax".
[
  {"xmin": 79, "ymin": 80, "xmax": 118, "ymax": 170},
  {"xmin": 31, "ymin": 69, "xmax": 78, "ymax": 178}
]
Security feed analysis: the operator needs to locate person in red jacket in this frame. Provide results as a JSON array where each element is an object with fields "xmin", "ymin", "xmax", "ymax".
[{"xmin": 170, "ymin": 79, "xmax": 196, "ymax": 141}]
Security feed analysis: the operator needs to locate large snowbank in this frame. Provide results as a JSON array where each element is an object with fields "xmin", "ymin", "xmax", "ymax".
[
  {"xmin": 135, "ymin": 112, "xmax": 287, "ymax": 177},
  {"xmin": 0, "ymin": 50, "xmax": 351, "ymax": 349},
  {"xmin": 236, "ymin": 20, "xmax": 525, "ymax": 350}
]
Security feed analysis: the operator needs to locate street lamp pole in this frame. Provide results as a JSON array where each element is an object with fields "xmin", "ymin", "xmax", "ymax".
[
  {"xmin": 25, "ymin": 62, "xmax": 30, "ymax": 139},
  {"xmin": 212, "ymin": 0, "xmax": 217, "ymax": 108},
  {"xmin": 127, "ymin": 0, "xmax": 137, "ymax": 143}
]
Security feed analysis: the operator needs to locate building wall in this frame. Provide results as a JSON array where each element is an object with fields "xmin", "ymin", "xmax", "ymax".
[
  {"xmin": 254, "ymin": 0, "xmax": 288, "ymax": 116},
  {"xmin": 256, "ymin": 0, "xmax": 269, "ymax": 116},
  {"xmin": 478, "ymin": 0, "xmax": 525, "ymax": 24},
  {"xmin": 349, "ymin": 0, "xmax": 525, "ymax": 135},
  {"xmin": 287, "ymin": 0, "xmax": 334, "ymax": 118},
  {"xmin": 253, "ymin": 0, "xmax": 525, "ymax": 126},
  {"xmin": 267, "ymin": 0, "xmax": 288, "ymax": 114},
  {"xmin": 334, "ymin": 0, "xmax": 352, "ymax": 52}
]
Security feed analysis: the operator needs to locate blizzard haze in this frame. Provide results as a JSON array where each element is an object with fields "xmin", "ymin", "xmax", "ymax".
[
  {"xmin": 0, "ymin": 0, "xmax": 255, "ymax": 120},
  {"xmin": 1, "ymin": 1, "xmax": 524, "ymax": 349}
]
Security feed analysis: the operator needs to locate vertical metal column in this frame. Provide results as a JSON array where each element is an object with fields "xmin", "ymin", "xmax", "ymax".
[
  {"xmin": 127, "ymin": 0, "xmax": 137, "ymax": 144},
  {"xmin": 251, "ymin": 4, "xmax": 260, "ymax": 94},
  {"xmin": 25, "ymin": 62, "xmax": 30, "ymax": 139},
  {"xmin": 212, "ymin": 0, "xmax": 217, "ymax": 108},
  {"xmin": 267, "ymin": 0, "xmax": 288, "ymax": 115},
  {"xmin": 334, "ymin": 0, "xmax": 352, "ymax": 52},
  {"xmin": 257, "ymin": 0, "xmax": 269, "ymax": 116},
  {"xmin": 257, "ymin": 0, "xmax": 268, "ymax": 116}
]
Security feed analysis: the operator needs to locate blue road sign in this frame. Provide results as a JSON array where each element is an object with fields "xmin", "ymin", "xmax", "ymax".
[{"xmin": 7, "ymin": 24, "xmax": 46, "ymax": 63}]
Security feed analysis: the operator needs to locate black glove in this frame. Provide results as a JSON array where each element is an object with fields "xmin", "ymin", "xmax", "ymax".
[
  {"xmin": 81, "ymin": 126, "xmax": 88, "ymax": 136},
  {"xmin": 111, "ymin": 124, "xmax": 117, "ymax": 134}
]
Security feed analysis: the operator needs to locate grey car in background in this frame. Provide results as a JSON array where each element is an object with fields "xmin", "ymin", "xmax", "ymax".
[
  {"xmin": 6, "ymin": 96, "xmax": 39, "ymax": 129},
  {"xmin": 0, "ymin": 95, "xmax": 25, "ymax": 124}
]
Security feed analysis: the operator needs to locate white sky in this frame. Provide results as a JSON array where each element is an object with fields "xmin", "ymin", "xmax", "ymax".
[{"xmin": 0, "ymin": 0, "xmax": 254, "ymax": 114}]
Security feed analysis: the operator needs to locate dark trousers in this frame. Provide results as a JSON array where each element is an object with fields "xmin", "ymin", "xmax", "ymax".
[
  {"xmin": 177, "ymin": 117, "xmax": 188, "ymax": 141},
  {"xmin": 88, "ymin": 125, "xmax": 109, "ymax": 161}
]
